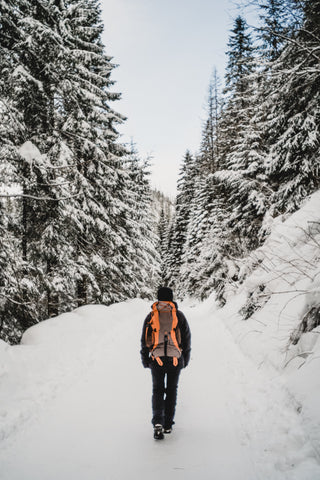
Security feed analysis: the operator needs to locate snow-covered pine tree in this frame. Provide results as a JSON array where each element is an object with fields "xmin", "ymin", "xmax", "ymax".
[
  {"xmin": 180, "ymin": 18, "xmax": 259, "ymax": 302},
  {"xmin": 0, "ymin": 1, "xmax": 25, "ymax": 338},
  {"xmin": 199, "ymin": 69, "xmax": 221, "ymax": 172},
  {"xmin": 257, "ymin": 0, "xmax": 291, "ymax": 61},
  {"xmin": 179, "ymin": 172, "xmax": 231, "ymax": 301},
  {"xmin": 0, "ymin": 0, "xmax": 75, "ymax": 329},
  {"xmin": 153, "ymin": 189, "xmax": 175, "ymax": 289},
  {"xmin": 178, "ymin": 171, "xmax": 215, "ymax": 298},
  {"xmin": 217, "ymin": 0, "xmax": 305, "ymax": 249},
  {"xmin": 219, "ymin": 0, "xmax": 299, "ymax": 246},
  {"xmin": 219, "ymin": 16, "xmax": 256, "ymax": 164},
  {"xmin": 157, "ymin": 206, "xmax": 169, "ymax": 286},
  {"xmin": 162, "ymin": 217, "xmax": 176, "ymax": 289},
  {"xmin": 122, "ymin": 145, "xmax": 160, "ymax": 299},
  {"xmin": 1, "ymin": 0, "xmax": 160, "ymax": 342},
  {"xmin": 167, "ymin": 151, "xmax": 196, "ymax": 293},
  {"xmin": 0, "ymin": 199, "xmax": 11, "ymax": 341},
  {"xmin": 265, "ymin": 0, "xmax": 320, "ymax": 216},
  {"xmin": 213, "ymin": 16, "xmax": 259, "ymax": 255},
  {"xmin": 196, "ymin": 194, "xmax": 230, "ymax": 305},
  {"xmin": 178, "ymin": 73, "xmax": 225, "ymax": 299},
  {"xmin": 57, "ymin": 0, "xmax": 135, "ymax": 306}
]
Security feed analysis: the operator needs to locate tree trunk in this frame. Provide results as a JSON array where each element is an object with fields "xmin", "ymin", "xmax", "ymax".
[{"xmin": 77, "ymin": 277, "xmax": 87, "ymax": 307}]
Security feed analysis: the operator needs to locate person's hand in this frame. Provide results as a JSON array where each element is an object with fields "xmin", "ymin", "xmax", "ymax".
[{"xmin": 142, "ymin": 359, "xmax": 150, "ymax": 368}]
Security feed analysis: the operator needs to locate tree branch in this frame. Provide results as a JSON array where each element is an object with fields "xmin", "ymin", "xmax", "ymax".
[{"xmin": 0, "ymin": 192, "xmax": 83, "ymax": 201}]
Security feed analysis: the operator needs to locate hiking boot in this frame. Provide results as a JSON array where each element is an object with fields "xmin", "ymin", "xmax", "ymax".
[{"xmin": 153, "ymin": 424, "xmax": 164, "ymax": 440}]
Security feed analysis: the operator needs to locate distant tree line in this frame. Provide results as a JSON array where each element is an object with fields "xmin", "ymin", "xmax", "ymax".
[
  {"xmin": 162, "ymin": 0, "xmax": 320, "ymax": 303},
  {"xmin": 0, "ymin": 0, "xmax": 159, "ymax": 343}
]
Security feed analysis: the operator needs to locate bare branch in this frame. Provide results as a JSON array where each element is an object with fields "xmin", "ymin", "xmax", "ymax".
[
  {"xmin": 253, "ymin": 26, "xmax": 320, "ymax": 64},
  {"xmin": 0, "ymin": 292, "xmax": 31, "ymax": 306}
]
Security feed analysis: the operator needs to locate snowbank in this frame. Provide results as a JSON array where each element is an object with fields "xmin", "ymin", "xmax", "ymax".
[
  {"xmin": 0, "ymin": 300, "xmax": 146, "ymax": 443},
  {"xmin": 217, "ymin": 190, "xmax": 320, "ymax": 453}
]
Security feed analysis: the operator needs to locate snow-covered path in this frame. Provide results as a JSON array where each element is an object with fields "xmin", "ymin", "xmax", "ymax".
[{"xmin": 1, "ymin": 300, "xmax": 319, "ymax": 480}]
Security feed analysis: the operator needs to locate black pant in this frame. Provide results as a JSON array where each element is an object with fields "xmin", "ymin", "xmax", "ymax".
[{"xmin": 151, "ymin": 360, "xmax": 181, "ymax": 428}]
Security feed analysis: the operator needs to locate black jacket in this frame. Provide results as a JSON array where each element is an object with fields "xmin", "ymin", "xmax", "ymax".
[{"xmin": 140, "ymin": 302, "xmax": 191, "ymax": 368}]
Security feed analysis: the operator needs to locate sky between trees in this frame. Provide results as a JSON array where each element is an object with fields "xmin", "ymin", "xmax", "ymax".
[{"xmin": 102, "ymin": 0, "xmax": 258, "ymax": 196}]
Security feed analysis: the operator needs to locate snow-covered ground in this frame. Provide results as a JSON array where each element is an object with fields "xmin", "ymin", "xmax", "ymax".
[
  {"xmin": 1, "ymin": 297, "xmax": 320, "ymax": 479},
  {"xmin": 219, "ymin": 190, "xmax": 320, "ymax": 461}
]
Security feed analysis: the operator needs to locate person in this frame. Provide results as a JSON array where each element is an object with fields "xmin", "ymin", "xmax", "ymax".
[{"xmin": 140, "ymin": 287, "xmax": 191, "ymax": 440}]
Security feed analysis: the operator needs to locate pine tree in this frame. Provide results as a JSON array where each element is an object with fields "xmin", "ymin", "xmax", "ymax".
[
  {"xmin": 0, "ymin": 0, "xmax": 72, "ymax": 328},
  {"xmin": 50, "ymin": 0, "xmax": 120, "ymax": 305},
  {"xmin": 122, "ymin": 145, "xmax": 160, "ymax": 299},
  {"xmin": 265, "ymin": 0, "xmax": 320, "ymax": 216},
  {"xmin": 177, "ymin": 155, "xmax": 207, "ymax": 297},
  {"xmin": 217, "ymin": 1, "xmax": 288, "ymax": 245},
  {"xmin": 217, "ymin": 0, "xmax": 305, "ymax": 247},
  {"xmin": 50, "ymin": 0, "xmax": 148, "ymax": 307},
  {"xmin": 212, "ymin": 16, "xmax": 261, "ymax": 254},
  {"xmin": 1, "ymin": 0, "xmax": 159, "ymax": 341},
  {"xmin": 162, "ymin": 218, "xmax": 176, "ymax": 290},
  {"xmin": 167, "ymin": 3, "xmax": 319, "ymax": 304},
  {"xmin": 199, "ymin": 68, "xmax": 221, "ymax": 172},
  {"xmin": 157, "ymin": 206, "xmax": 171, "ymax": 287},
  {"xmin": 220, "ymin": 16, "xmax": 256, "ymax": 165},
  {"xmin": 0, "ymin": 223, "xmax": 25, "ymax": 343},
  {"xmin": 152, "ymin": 189, "xmax": 174, "ymax": 288},
  {"xmin": 177, "ymin": 73, "xmax": 224, "ymax": 298},
  {"xmin": 258, "ymin": 0, "xmax": 290, "ymax": 60},
  {"xmin": 168, "ymin": 151, "xmax": 196, "ymax": 292},
  {"xmin": 0, "ymin": 199, "xmax": 10, "ymax": 340},
  {"xmin": 179, "ymin": 17, "xmax": 258, "ymax": 300},
  {"xmin": 197, "ymin": 214, "xmax": 230, "ymax": 304}
]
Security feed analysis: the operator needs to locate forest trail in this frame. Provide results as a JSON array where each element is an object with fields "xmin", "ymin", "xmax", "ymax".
[{"xmin": 0, "ymin": 299, "xmax": 319, "ymax": 480}]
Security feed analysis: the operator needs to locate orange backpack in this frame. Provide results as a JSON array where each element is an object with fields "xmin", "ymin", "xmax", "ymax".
[{"xmin": 145, "ymin": 301, "xmax": 182, "ymax": 366}]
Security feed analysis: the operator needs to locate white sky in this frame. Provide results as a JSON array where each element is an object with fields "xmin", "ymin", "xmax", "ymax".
[{"xmin": 101, "ymin": 0, "xmax": 254, "ymax": 197}]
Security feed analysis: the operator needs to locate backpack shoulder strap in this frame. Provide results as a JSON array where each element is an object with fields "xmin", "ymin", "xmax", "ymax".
[
  {"xmin": 167, "ymin": 301, "xmax": 181, "ymax": 352},
  {"xmin": 149, "ymin": 302, "xmax": 160, "ymax": 351}
]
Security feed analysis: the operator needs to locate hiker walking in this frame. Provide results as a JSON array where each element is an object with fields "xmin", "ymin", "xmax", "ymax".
[{"xmin": 140, "ymin": 287, "xmax": 191, "ymax": 440}]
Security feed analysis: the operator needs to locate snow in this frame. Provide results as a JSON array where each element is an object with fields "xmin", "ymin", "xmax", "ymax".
[
  {"xmin": 12, "ymin": 66, "xmax": 44, "ymax": 91},
  {"xmin": 18, "ymin": 141, "xmax": 43, "ymax": 166},
  {"xmin": 217, "ymin": 190, "xmax": 320, "ymax": 460},
  {"xmin": 1, "ymin": 298, "xmax": 320, "ymax": 479}
]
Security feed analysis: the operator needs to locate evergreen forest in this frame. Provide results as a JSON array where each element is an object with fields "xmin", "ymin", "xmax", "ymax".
[
  {"xmin": 0, "ymin": 0, "xmax": 319, "ymax": 343},
  {"xmin": 163, "ymin": 0, "xmax": 320, "ymax": 304}
]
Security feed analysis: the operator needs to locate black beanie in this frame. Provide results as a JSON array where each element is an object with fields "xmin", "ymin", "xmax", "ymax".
[{"xmin": 157, "ymin": 287, "xmax": 173, "ymax": 302}]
